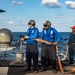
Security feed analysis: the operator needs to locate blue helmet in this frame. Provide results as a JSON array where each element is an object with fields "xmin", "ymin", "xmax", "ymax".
[
  {"xmin": 43, "ymin": 21, "xmax": 51, "ymax": 26},
  {"xmin": 28, "ymin": 20, "xmax": 35, "ymax": 26}
]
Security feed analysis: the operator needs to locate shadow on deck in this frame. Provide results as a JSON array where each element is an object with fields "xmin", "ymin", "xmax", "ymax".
[{"xmin": 0, "ymin": 60, "xmax": 75, "ymax": 75}]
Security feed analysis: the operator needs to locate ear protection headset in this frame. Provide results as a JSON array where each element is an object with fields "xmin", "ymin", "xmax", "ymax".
[
  {"xmin": 28, "ymin": 20, "xmax": 35, "ymax": 26},
  {"xmin": 43, "ymin": 21, "xmax": 51, "ymax": 26}
]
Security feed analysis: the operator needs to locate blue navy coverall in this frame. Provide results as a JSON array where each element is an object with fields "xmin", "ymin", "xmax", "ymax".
[
  {"xmin": 41, "ymin": 27, "xmax": 60, "ymax": 70},
  {"xmin": 25, "ymin": 27, "xmax": 39, "ymax": 71},
  {"xmin": 68, "ymin": 32, "xmax": 75, "ymax": 64}
]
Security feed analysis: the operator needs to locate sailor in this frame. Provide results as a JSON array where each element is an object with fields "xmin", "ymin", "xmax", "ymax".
[
  {"xmin": 22, "ymin": 20, "xmax": 39, "ymax": 73},
  {"xmin": 68, "ymin": 26, "xmax": 75, "ymax": 64},
  {"xmin": 39, "ymin": 21, "xmax": 60, "ymax": 74}
]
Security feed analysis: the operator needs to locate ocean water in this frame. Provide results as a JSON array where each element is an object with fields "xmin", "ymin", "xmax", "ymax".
[{"xmin": 0, "ymin": 32, "xmax": 75, "ymax": 60}]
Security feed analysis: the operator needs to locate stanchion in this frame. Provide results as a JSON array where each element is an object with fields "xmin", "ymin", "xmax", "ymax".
[{"xmin": 15, "ymin": 40, "xmax": 24, "ymax": 63}]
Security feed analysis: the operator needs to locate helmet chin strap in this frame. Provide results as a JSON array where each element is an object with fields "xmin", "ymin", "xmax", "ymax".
[
  {"xmin": 28, "ymin": 20, "xmax": 35, "ymax": 26},
  {"xmin": 29, "ymin": 24, "xmax": 34, "ymax": 28},
  {"xmin": 31, "ymin": 25, "xmax": 34, "ymax": 28}
]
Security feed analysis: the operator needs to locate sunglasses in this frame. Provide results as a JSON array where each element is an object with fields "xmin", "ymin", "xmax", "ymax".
[{"xmin": 44, "ymin": 25, "xmax": 48, "ymax": 27}]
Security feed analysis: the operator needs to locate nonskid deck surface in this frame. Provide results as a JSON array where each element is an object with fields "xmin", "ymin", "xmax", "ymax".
[
  {"xmin": 0, "ymin": 60, "xmax": 75, "ymax": 75},
  {"xmin": 0, "ymin": 66, "xmax": 75, "ymax": 75}
]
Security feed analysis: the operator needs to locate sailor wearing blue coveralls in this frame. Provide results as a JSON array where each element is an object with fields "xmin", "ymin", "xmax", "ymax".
[
  {"xmin": 40, "ymin": 21, "xmax": 60, "ymax": 74},
  {"xmin": 68, "ymin": 26, "xmax": 75, "ymax": 64},
  {"xmin": 22, "ymin": 20, "xmax": 39, "ymax": 73}
]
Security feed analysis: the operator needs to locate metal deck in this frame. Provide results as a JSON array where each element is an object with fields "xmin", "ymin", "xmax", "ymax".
[{"xmin": 0, "ymin": 60, "xmax": 75, "ymax": 75}]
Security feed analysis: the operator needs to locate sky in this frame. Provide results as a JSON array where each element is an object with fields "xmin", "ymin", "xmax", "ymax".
[{"xmin": 0, "ymin": 0, "xmax": 75, "ymax": 32}]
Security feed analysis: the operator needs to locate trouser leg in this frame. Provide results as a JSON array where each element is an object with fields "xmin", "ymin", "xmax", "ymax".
[
  {"xmin": 41, "ymin": 57, "xmax": 47, "ymax": 68},
  {"xmin": 41, "ymin": 45, "xmax": 48, "ymax": 69},
  {"xmin": 26, "ymin": 52, "xmax": 31, "ymax": 69},
  {"xmin": 68, "ymin": 45, "xmax": 74, "ymax": 63},
  {"xmin": 47, "ymin": 57, "xmax": 51, "ymax": 66},
  {"xmin": 30, "ymin": 44, "xmax": 38, "ymax": 71},
  {"xmin": 33, "ymin": 53, "xmax": 38, "ymax": 70},
  {"xmin": 48, "ymin": 45, "xmax": 56, "ymax": 70}
]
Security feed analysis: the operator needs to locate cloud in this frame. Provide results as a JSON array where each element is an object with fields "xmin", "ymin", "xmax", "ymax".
[
  {"xmin": 41, "ymin": 0, "xmax": 62, "ymax": 8},
  {"xmin": 7, "ymin": 20, "xmax": 28, "ymax": 26},
  {"xmin": 11, "ymin": 0, "xmax": 24, "ymax": 5},
  {"xmin": 8, "ymin": 21, "xmax": 14, "ymax": 24},
  {"xmin": 65, "ymin": 1, "xmax": 75, "ymax": 9}
]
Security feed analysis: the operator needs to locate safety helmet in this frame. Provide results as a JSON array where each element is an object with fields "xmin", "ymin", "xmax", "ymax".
[
  {"xmin": 43, "ymin": 21, "xmax": 51, "ymax": 26},
  {"xmin": 28, "ymin": 20, "xmax": 35, "ymax": 26}
]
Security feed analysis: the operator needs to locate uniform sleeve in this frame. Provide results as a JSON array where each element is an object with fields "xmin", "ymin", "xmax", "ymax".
[
  {"xmin": 54, "ymin": 28, "xmax": 60, "ymax": 42},
  {"xmin": 68, "ymin": 34, "xmax": 71, "ymax": 45},
  {"xmin": 28, "ymin": 28, "xmax": 39, "ymax": 39}
]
